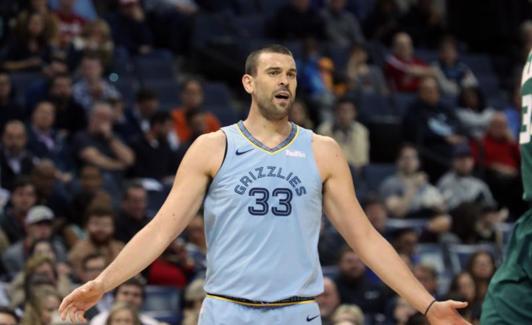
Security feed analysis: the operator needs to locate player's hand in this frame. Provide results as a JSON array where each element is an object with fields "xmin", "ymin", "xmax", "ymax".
[
  {"xmin": 59, "ymin": 279, "xmax": 105, "ymax": 323},
  {"xmin": 426, "ymin": 300, "xmax": 472, "ymax": 325}
]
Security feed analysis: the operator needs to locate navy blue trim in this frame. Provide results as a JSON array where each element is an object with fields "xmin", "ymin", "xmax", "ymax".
[{"xmin": 237, "ymin": 121, "xmax": 297, "ymax": 152}]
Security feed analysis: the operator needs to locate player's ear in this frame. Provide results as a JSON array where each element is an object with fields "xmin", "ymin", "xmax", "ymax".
[{"xmin": 242, "ymin": 74, "xmax": 254, "ymax": 94}]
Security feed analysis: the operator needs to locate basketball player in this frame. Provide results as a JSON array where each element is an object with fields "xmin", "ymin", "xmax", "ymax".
[
  {"xmin": 480, "ymin": 50, "xmax": 532, "ymax": 324},
  {"xmin": 59, "ymin": 45, "xmax": 469, "ymax": 324}
]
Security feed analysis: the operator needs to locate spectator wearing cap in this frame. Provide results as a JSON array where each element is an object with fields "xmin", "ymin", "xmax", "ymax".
[
  {"xmin": 0, "ymin": 120, "xmax": 36, "ymax": 191},
  {"xmin": 437, "ymin": 144, "xmax": 495, "ymax": 211},
  {"xmin": 0, "ymin": 72, "xmax": 26, "ymax": 133},
  {"xmin": 2, "ymin": 205, "xmax": 66, "ymax": 279},
  {"xmin": 89, "ymin": 277, "xmax": 159, "ymax": 325},
  {"xmin": 105, "ymin": 0, "xmax": 153, "ymax": 55},
  {"xmin": 0, "ymin": 179, "xmax": 37, "ymax": 246},
  {"xmin": 46, "ymin": 73, "xmax": 87, "ymax": 137},
  {"xmin": 171, "ymin": 78, "xmax": 220, "ymax": 143},
  {"xmin": 72, "ymin": 54, "xmax": 121, "ymax": 112},
  {"xmin": 384, "ymin": 32, "xmax": 436, "ymax": 93},
  {"xmin": 68, "ymin": 205, "xmax": 124, "ymax": 277},
  {"xmin": 0, "ymin": 306, "xmax": 19, "ymax": 325},
  {"xmin": 129, "ymin": 111, "xmax": 178, "ymax": 182}
]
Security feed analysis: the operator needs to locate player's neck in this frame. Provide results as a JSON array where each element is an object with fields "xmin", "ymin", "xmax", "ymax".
[{"xmin": 243, "ymin": 110, "xmax": 291, "ymax": 139}]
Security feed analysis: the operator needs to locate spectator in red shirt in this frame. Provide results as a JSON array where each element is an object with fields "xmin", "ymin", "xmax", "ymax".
[
  {"xmin": 472, "ymin": 112, "xmax": 525, "ymax": 217},
  {"xmin": 384, "ymin": 32, "xmax": 436, "ymax": 92},
  {"xmin": 171, "ymin": 78, "xmax": 220, "ymax": 143},
  {"xmin": 54, "ymin": 0, "xmax": 86, "ymax": 42}
]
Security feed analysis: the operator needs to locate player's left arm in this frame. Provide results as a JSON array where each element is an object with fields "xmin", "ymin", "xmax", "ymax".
[{"xmin": 313, "ymin": 135, "xmax": 470, "ymax": 325}]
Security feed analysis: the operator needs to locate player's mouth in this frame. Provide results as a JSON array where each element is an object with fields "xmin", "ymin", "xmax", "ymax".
[{"xmin": 273, "ymin": 91, "xmax": 290, "ymax": 104}]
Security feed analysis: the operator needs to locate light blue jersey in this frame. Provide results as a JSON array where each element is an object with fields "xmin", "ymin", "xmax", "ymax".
[{"xmin": 203, "ymin": 121, "xmax": 323, "ymax": 301}]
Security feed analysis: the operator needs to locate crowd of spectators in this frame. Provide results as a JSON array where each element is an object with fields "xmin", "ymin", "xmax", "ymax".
[{"xmin": 0, "ymin": 0, "xmax": 530, "ymax": 324}]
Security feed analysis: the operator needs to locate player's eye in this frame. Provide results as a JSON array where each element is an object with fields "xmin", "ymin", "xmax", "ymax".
[{"xmin": 268, "ymin": 70, "xmax": 279, "ymax": 76}]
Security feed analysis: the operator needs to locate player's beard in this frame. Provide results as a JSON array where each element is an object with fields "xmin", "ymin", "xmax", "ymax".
[{"xmin": 255, "ymin": 90, "xmax": 294, "ymax": 121}]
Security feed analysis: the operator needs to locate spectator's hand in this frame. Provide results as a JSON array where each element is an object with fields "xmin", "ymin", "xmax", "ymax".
[
  {"xmin": 131, "ymin": 5, "xmax": 145, "ymax": 21},
  {"xmin": 427, "ymin": 214, "xmax": 451, "ymax": 233},
  {"xmin": 139, "ymin": 45, "xmax": 152, "ymax": 55},
  {"xmin": 59, "ymin": 280, "xmax": 105, "ymax": 323},
  {"xmin": 426, "ymin": 300, "xmax": 471, "ymax": 325}
]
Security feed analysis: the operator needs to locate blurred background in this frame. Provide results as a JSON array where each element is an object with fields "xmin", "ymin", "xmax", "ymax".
[{"xmin": 0, "ymin": 0, "xmax": 530, "ymax": 324}]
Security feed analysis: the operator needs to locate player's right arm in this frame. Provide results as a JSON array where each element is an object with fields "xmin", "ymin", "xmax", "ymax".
[{"xmin": 59, "ymin": 131, "xmax": 226, "ymax": 322}]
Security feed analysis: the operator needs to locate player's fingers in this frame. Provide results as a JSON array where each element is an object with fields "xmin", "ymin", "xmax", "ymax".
[
  {"xmin": 58, "ymin": 295, "xmax": 72, "ymax": 315},
  {"xmin": 60, "ymin": 303, "xmax": 74, "ymax": 321},
  {"xmin": 448, "ymin": 300, "xmax": 468, "ymax": 309}
]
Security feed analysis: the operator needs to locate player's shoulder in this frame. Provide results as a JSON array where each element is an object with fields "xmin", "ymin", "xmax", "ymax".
[
  {"xmin": 311, "ymin": 133, "xmax": 342, "ymax": 154},
  {"xmin": 193, "ymin": 130, "xmax": 227, "ymax": 149}
]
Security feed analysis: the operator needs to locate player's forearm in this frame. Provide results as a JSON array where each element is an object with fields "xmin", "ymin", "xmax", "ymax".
[
  {"xmin": 94, "ymin": 219, "xmax": 173, "ymax": 292},
  {"xmin": 355, "ymin": 228, "xmax": 434, "ymax": 313}
]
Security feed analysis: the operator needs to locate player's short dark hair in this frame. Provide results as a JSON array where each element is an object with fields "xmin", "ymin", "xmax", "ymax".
[
  {"xmin": 135, "ymin": 88, "xmax": 158, "ymax": 103},
  {"xmin": 245, "ymin": 44, "xmax": 293, "ymax": 76}
]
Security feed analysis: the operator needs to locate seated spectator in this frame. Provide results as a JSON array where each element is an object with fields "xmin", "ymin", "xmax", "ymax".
[
  {"xmin": 403, "ymin": 77, "xmax": 465, "ymax": 181},
  {"xmin": 114, "ymin": 183, "xmax": 149, "ymax": 243},
  {"xmin": 0, "ymin": 72, "xmax": 26, "ymax": 132},
  {"xmin": 331, "ymin": 304, "xmax": 364, "ymax": 325},
  {"xmin": 384, "ymin": 32, "xmax": 435, "ymax": 93},
  {"xmin": 437, "ymin": 144, "xmax": 495, "ymax": 210},
  {"xmin": 47, "ymin": 73, "xmax": 87, "ymax": 137},
  {"xmin": 73, "ymin": 102, "xmax": 135, "ymax": 172},
  {"xmin": 54, "ymin": 0, "xmax": 86, "ymax": 42},
  {"xmin": 147, "ymin": 238, "xmax": 194, "ymax": 288},
  {"xmin": 27, "ymin": 102, "xmax": 69, "ymax": 168},
  {"xmin": 68, "ymin": 205, "xmax": 124, "ymax": 277},
  {"xmin": 0, "ymin": 306, "xmax": 19, "ymax": 325},
  {"xmin": 317, "ymin": 277, "xmax": 340, "ymax": 325},
  {"xmin": 73, "ymin": 19, "xmax": 114, "ymax": 68},
  {"xmin": 334, "ymin": 248, "xmax": 388, "ymax": 315},
  {"xmin": 106, "ymin": 0, "xmax": 153, "ymax": 55},
  {"xmin": 182, "ymin": 278, "xmax": 206, "ymax": 325},
  {"xmin": 1, "ymin": 120, "xmax": 36, "ymax": 191},
  {"xmin": 450, "ymin": 203, "xmax": 505, "ymax": 244},
  {"xmin": 432, "ymin": 37, "xmax": 478, "ymax": 97},
  {"xmin": 8, "ymin": 255, "xmax": 71, "ymax": 310},
  {"xmin": 318, "ymin": 98, "xmax": 369, "ymax": 169},
  {"xmin": 118, "ymin": 88, "xmax": 160, "ymax": 142},
  {"xmin": 268, "ymin": 0, "xmax": 325, "ymax": 41},
  {"xmin": 103, "ymin": 302, "xmax": 141, "ymax": 325},
  {"xmin": 288, "ymin": 99, "xmax": 315, "ymax": 130},
  {"xmin": 0, "ymin": 178, "xmax": 37, "ymax": 245},
  {"xmin": 413, "ymin": 264, "xmax": 439, "ymax": 298},
  {"xmin": 455, "ymin": 87, "xmax": 495, "ymax": 140},
  {"xmin": 320, "ymin": 0, "xmax": 365, "ymax": 47},
  {"xmin": 185, "ymin": 215, "xmax": 206, "ymax": 274},
  {"xmin": 296, "ymin": 38, "xmax": 336, "ymax": 110},
  {"xmin": 67, "ymin": 165, "xmax": 106, "ymax": 228},
  {"xmin": 2, "ymin": 206, "xmax": 66, "ymax": 279},
  {"xmin": 466, "ymin": 251, "xmax": 496, "ymax": 303},
  {"xmin": 473, "ymin": 112, "xmax": 525, "ymax": 216},
  {"xmin": 15, "ymin": 0, "xmax": 59, "ymax": 41},
  {"xmin": 380, "ymin": 144, "xmax": 445, "ymax": 218},
  {"xmin": 72, "ymin": 54, "xmax": 121, "ymax": 111},
  {"xmin": 391, "ymin": 297, "xmax": 417, "ymax": 325},
  {"xmin": 21, "ymin": 285, "xmax": 61, "ymax": 325},
  {"xmin": 363, "ymin": 198, "xmax": 389, "ymax": 235},
  {"xmin": 2, "ymin": 12, "xmax": 52, "ymax": 72},
  {"xmin": 129, "ymin": 111, "xmax": 178, "ymax": 182},
  {"xmin": 346, "ymin": 43, "xmax": 388, "ymax": 96},
  {"xmin": 171, "ymin": 78, "xmax": 220, "ymax": 143},
  {"xmin": 391, "ymin": 228, "xmax": 420, "ymax": 264},
  {"xmin": 363, "ymin": 0, "xmax": 402, "ymax": 44},
  {"xmin": 399, "ymin": 0, "xmax": 446, "ymax": 48},
  {"xmin": 446, "ymin": 272, "xmax": 481, "ymax": 322},
  {"xmin": 89, "ymin": 277, "xmax": 159, "ymax": 325}
]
